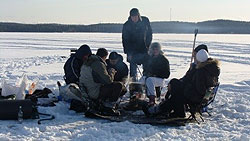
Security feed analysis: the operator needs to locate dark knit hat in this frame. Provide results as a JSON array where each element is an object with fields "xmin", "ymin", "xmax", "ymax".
[
  {"xmin": 75, "ymin": 44, "xmax": 92, "ymax": 59},
  {"xmin": 109, "ymin": 52, "xmax": 119, "ymax": 60},
  {"xmin": 194, "ymin": 44, "xmax": 208, "ymax": 53},
  {"xmin": 96, "ymin": 48, "xmax": 108, "ymax": 58},
  {"xmin": 130, "ymin": 8, "xmax": 140, "ymax": 16}
]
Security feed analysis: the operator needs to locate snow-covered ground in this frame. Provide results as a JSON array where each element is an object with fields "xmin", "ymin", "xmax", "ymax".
[{"xmin": 0, "ymin": 32, "xmax": 249, "ymax": 140}]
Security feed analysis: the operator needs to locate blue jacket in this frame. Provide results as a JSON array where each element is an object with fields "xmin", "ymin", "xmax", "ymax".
[{"xmin": 64, "ymin": 47, "xmax": 89, "ymax": 84}]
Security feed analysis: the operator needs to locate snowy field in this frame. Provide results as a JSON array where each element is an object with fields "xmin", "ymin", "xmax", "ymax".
[{"xmin": 0, "ymin": 32, "xmax": 249, "ymax": 140}]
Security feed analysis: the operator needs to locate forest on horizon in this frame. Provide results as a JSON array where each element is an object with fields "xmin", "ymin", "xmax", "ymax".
[{"xmin": 1, "ymin": 19, "xmax": 250, "ymax": 34}]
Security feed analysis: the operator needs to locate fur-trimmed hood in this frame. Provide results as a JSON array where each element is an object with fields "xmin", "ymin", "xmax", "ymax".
[{"xmin": 196, "ymin": 58, "xmax": 220, "ymax": 77}]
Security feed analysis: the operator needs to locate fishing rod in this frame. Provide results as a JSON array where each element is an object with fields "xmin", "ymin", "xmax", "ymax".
[{"xmin": 191, "ymin": 29, "xmax": 199, "ymax": 63}]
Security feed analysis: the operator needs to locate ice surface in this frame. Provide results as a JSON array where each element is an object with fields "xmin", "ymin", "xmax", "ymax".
[{"xmin": 0, "ymin": 32, "xmax": 249, "ymax": 140}]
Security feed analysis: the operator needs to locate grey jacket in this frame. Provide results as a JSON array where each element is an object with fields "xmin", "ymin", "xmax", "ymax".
[{"xmin": 79, "ymin": 55, "xmax": 114, "ymax": 99}]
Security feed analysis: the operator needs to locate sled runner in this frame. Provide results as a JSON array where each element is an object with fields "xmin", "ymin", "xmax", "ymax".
[
  {"xmin": 85, "ymin": 83, "xmax": 220, "ymax": 125},
  {"xmin": 85, "ymin": 109, "xmax": 191, "ymax": 126},
  {"xmin": 84, "ymin": 98, "xmax": 191, "ymax": 126}
]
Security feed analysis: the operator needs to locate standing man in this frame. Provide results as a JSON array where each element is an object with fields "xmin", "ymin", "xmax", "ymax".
[{"xmin": 122, "ymin": 8, "xmax": 152, "ymax": 81}]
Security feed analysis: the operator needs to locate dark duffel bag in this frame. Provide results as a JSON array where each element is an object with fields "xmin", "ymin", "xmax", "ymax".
[{"xmin": 0, "ymin": 99, "xmax": 39, "ymax": 120}]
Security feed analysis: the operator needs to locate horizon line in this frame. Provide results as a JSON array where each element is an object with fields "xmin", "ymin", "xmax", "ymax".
[{"xmin": 1, "ymin": 19, "xmax": 250, "ymax": 26}]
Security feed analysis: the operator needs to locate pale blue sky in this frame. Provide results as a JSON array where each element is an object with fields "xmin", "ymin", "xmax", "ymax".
[{"xmin": 0, "ymin": 0, "xmax": 249, "ymax": 24}]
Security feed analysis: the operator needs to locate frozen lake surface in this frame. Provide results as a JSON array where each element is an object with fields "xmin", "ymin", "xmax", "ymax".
[{"xmin": 0, "ymin": 33, "xmax": 249, "ymax": 140}]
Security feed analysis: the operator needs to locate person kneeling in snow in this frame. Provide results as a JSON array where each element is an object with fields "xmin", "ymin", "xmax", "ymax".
[
  {"xmin": 144, "ymin": 49, "xmax": 220, "ymax": 118},
  {"xmin": 79, "ymin": 48, "xmax": 125, "ymax": 116},
  {"xmin": 140, "ymin": 42, "xmax": 170, "ymax": 105},
  {"xmin": 64, "ymin": 45, "xmax": 92, "ymax": 85},
  {"xmin": 106, "ymin": 52, "xmax": 129, "ymax": 83}
]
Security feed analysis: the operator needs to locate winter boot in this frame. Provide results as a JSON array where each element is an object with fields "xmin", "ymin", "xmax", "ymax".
[
  {"xmin": 142, "ymin": 104, "xmax": 160, "ymax": 117},
  {"xmin": 148, "ymin": 95, "xmax": 156, "ymax": 106},
  {"xmin": 101, "ymin": 101, "xmax": 120, "ymax": 116}
]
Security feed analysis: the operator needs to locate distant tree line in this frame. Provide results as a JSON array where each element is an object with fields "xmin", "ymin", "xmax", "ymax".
[{"xmin": 0, "ymin": 19, "xmax": 250, "ymax": 34}]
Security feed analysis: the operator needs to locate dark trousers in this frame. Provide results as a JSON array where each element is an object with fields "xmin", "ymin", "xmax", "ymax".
[
  {"xmin": 159, "ymin": 78, "xmax": 186, "ymax": 117},
  {"xmin": 99, "ymin": 82, "xmax": 126, "ymax": 102},
  {"xmin": 130, "ymin": 61, "xmax": 137, "ymax": 79},
  {"xmin": 128, "ymin": 53, "xmax": 146, "ymax": 80}
]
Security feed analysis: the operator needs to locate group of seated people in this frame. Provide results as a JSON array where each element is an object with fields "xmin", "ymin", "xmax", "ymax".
[
  {"xmin": 63, "ymin": 43, "xmax": 220, "ymax": 117},
  {"xmin": 64, "ymin": 45, "xmax": 128, "ymax": 115}
]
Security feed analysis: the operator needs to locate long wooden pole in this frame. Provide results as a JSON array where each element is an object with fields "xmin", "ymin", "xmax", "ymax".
[{"xmin": 191, "ymin": 29, "xmax": 199, "ymax": 63}]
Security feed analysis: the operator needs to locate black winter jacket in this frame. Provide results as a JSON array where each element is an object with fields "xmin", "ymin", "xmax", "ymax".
[
  {"xmin": 122, "ymin": 16, "xmax": 152, "ymax": 54},
  {"xmin": 106, "ymin": 55, "xmax": 128, "ymax": 82},
  {"xmin": 184, "ymin": 58, "xmax": 220, "ymax": 104},
  {"xmin": 64, "ymin": 48, "xmax": 88, "ymax": 84},
  {"xmin": 143, "ymin": 54, "xmax": 170, "ymax": 79},
  {"xmin": 180, "ymin": 63, "xmax": 197, "ymax": 85}
]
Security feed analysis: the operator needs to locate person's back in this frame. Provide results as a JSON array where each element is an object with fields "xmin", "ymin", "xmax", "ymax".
[
  {"xmin": 64, "ymin": 56, "xmax": 80, "ymax": 84},
  {"xmin": 64, "ymin": 45, "xmax": 92, "ymax": 85},
  {"xmin": 184, "ymin": 57, "xmax": 220, "ymax": 104}
]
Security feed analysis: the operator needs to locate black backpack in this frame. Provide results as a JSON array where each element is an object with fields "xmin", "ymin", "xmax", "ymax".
[
  {"xmin": 0, "ymin": 99, "xmax": 38, "ymax": 120},
  {"xmin": 0, "ymin": 88, "xmax": 55, "ymax": 124}
]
